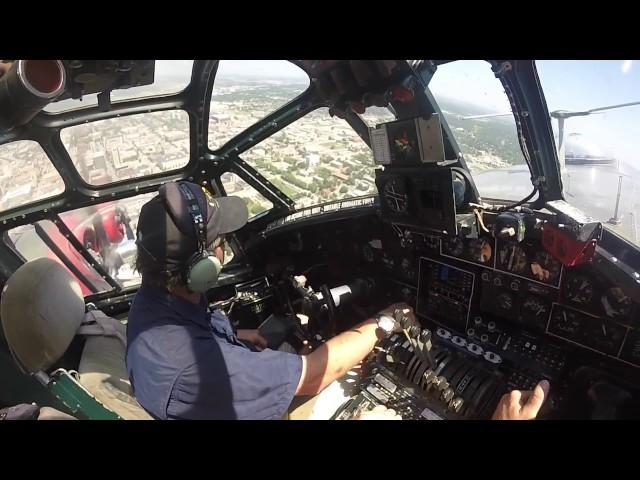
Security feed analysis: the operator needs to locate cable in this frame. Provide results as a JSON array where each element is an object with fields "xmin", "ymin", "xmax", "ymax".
[
  {"xmin": 473, "ymin": 208, "xmax": 490, "ymax": 233},
  {"xmin": 492, "ymin": 186, "xmax": 539, "ymax": 213}
]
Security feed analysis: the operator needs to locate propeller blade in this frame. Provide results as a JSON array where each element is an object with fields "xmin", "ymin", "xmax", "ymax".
[{"xmin": 587, "ymin": 101, "xmax": 640, "ymax": 114}]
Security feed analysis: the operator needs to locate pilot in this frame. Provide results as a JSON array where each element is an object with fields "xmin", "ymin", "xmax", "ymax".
[{"xmin": 126, "ymin": 180, "xmax": 550, "ymax": 420}]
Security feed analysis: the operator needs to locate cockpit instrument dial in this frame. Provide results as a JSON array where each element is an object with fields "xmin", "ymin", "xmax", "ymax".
[
  {"xmin": 565, "ymin": 275, "xmax": 594, "ymax": 304},
  {"xmin": 497, "ymin": 292, "xmax": 514, "ymax": 311},
  {"xmin": 443, "ymin": 237, "xmax": 464, "ymax": 257},
  {"xmin": 531, "ymin": 251, "xmax": 561, "ymax": 283},
  {"xmin": 468, "ymin": 238, "xmax": 493, "ymax": 264},
  {"xmin": 383, "ymin": 178, "xmax": 409, "ymax": 214},
  {"xmin": 498, "ymin": 244, "xmax": 528, "ymax": 274},
  {"xmin": 523, "ymin": 297, "xmax": 548, "ymax": 318},
  {"xmin": 601, "ymin": 287, "xmax": 633, "ymax": 319}
]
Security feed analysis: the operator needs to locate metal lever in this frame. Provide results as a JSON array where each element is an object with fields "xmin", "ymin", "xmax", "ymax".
[
  {"xmin": 416, "ymin": 329, "xmax": 435, "ymax": 369},
  {"xmin": 402, "ymin": 324, "xmax": 435, "ymax": 370}
]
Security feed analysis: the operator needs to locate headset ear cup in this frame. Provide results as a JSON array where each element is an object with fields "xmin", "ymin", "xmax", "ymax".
[{"xmin": 186, "ymin": 255, "xmax": 223, "ymax": 293}]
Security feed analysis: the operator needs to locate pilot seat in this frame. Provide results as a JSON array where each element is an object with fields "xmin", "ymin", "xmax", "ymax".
[{"xmin": 0, "ymin": 258, "xmax": 152, "ymax": 420}]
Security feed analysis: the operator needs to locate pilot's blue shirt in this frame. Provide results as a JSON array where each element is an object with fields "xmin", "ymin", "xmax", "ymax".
[{"xmin": 125, "ymin": 284, "xmax": 303, "ymax": 420}]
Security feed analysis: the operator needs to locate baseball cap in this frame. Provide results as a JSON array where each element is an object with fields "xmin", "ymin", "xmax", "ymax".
[{"xmin": 136, "ymin": 181, "xmax": 248, "ymax": 271}]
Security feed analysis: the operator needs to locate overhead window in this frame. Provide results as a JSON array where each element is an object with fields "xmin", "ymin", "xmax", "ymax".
[
  {"xmin": 44, "ymin": 60, "xmax": 194, "ymax": 113},
  {"xmin": 208, "ymin": 60, "xmax": 310, "ymax": 150},
  {"xmin": 242, "ymin": 108, "xmax": 378, "ymax": 209},
  {"xmin": 61, "ymin": 110, "xmax": 190, "ymax": 186}
]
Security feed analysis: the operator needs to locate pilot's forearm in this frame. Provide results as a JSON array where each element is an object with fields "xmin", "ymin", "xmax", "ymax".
[{"xmin": 295, "ymin": 318, "xmax": 379, "ymax": 396}]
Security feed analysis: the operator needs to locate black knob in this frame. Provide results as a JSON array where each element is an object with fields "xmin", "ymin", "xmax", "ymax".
[
  {"xmin": 474, "ymin": 316, "xmax": 482, "ymax": 326},
  {"xmin": 488, "ymin": 321, "xmax": 496, "ymax": 332},
  {"xmin": 480, "ymin": 334, "xmax": 489, "ymax": 343},
  {"xmin": 394, "ymin": 308, "xmax": 413, "ymax": 329},
  {"xmin": 467, "ymin": 328, "xmax": 475, "ymax": 337}
]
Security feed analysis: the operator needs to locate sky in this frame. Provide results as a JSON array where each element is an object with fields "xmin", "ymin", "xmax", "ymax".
[
  {"xmin": 155, "ymin": 60, "xmax": 308, "ymax": 80},
  {"xmin": 536, "ymin": 60, "xmax": 640, "ymax": 173},
  {"xmin": 427, "ymin": 60, "xmax": 640, "ymax": 172}
]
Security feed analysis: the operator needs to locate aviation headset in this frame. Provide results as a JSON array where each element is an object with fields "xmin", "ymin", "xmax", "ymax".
[
  {"xmin": 177, "ymin": 182, "xmax": 224, "ymax": 293},
  {"xmin": 137, "ymin": 182, "xmax": 224, "ymax": 293}
]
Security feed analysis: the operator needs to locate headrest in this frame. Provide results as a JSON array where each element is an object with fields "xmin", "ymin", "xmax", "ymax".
[{"xmin": 1, "ymin": 258, "xmax": 85, "ymax": 374}]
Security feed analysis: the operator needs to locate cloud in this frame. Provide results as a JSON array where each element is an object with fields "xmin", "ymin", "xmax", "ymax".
[{"xmin": 621, "ymin": 60, "xmax": 633, "ymax": 74}]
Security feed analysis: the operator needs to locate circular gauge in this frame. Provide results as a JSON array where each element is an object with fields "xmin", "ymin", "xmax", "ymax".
[
  {"xmin": 425, "ymin": 236, "xmax": 440, "ymax": 250},
  {"xmin": 383, "ymin": 178, "xmax": 408, "ymax": 214},
  {"xmin": 531, "ymin": 251, "xmax": 561, "ymax": 283},
  {"xmin": 444, "ymin": 237, "xmax": 464, "ymax": 257},
  {"xmin": 497, "ymin": 292, "xmax": 514, "ymax": 311},
  {"xmin": 498, "ymin": 244, "xmax": 528, "ymax": 274},
  {"xmin": 586, "ymin": 318, "xmax": 626, "ymax": 355},
  {"xmin": 565, "ymin": 275, "xmax": 594, "ymax": 304},
  {"xmin": 523, "ymin": 297, "xmax": 548, "ymax": 318},
  {"xmin": 400, "ymin": 287, "xmax": 415, "ymax": 304},
  {"xmin": 601, "ymin": 287, "xmax": 633, "ymax": 319},
  {"xmin": 400, "ymin": 258, "xmax": 415, "ymax": 279},
  {"xmin": 362, "ymin": 245, "xmax": 374, "ymax": 263},
  {"xmin": 551, "ymin": 308, "xmax": 582, "ymax": 336},
  {"xmin": 468, "ymin": 238, "xmax": 493, "ymax": 264}
]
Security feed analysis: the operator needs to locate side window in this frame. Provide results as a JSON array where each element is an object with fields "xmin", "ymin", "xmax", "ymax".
[
  {"xmin": 219, "ymin": 172, "xmax": 273, "ymax": 219},
  {"xmin": 208, "ymin": 60, "xmax": 310, "ymax": 150},
  {"xmin": 9, "ymin": 193, "xmax": 159, "ymax": 295},
  {"xmin": 428, "ymin": 60, "xmax": 532, "ymax": 201},
  {"xmin": 7, "ymin": 221, "xmax": 112, "ymax": 296},
  {"xmin": 0, "ymin": 140, "xmax": 65, "ymax": 212}
]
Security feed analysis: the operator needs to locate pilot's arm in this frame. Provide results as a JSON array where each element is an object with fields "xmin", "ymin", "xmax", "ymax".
[{"xmin": 295, "ymin": 302, "xmax": 412, "ymax": 396}]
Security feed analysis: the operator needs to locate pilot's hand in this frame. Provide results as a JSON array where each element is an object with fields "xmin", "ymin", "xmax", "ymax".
[
  {"xmin": 492, "ymin": 380, "xmax": 550, "ymax": 420},
  {"xmin": 237, "ymin": 329, "xmax": 268, "ymax": 351},
  {"xmin": 353, "ymin": 405, "xmax": 402, "ymax": 420},
  {"xmin": 378, "ymin": 302, "xmax": 417, "ymax": 332}
]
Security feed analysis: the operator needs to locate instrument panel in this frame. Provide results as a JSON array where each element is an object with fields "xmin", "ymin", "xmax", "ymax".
[
  {"xmin": 381, "ymin": 222, "xmax": 640, "ymax": 370},
  {"xmin": 252, "ymin": 206, "xmax": 640, "ymax": 418}
]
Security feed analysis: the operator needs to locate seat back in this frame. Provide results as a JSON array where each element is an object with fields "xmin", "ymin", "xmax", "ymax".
[
  {"xmin": 1, "ymin": 257, "xmax": 85, "ymax": 374},
  {"xmin": 1, "ymin": 258, "xmax": 151, "ymax": 420}
]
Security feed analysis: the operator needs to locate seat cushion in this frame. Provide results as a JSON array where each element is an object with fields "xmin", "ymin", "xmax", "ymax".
[{"xmin": 78, "ymin": 336, "xmax": 153, "ymax": 420}]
